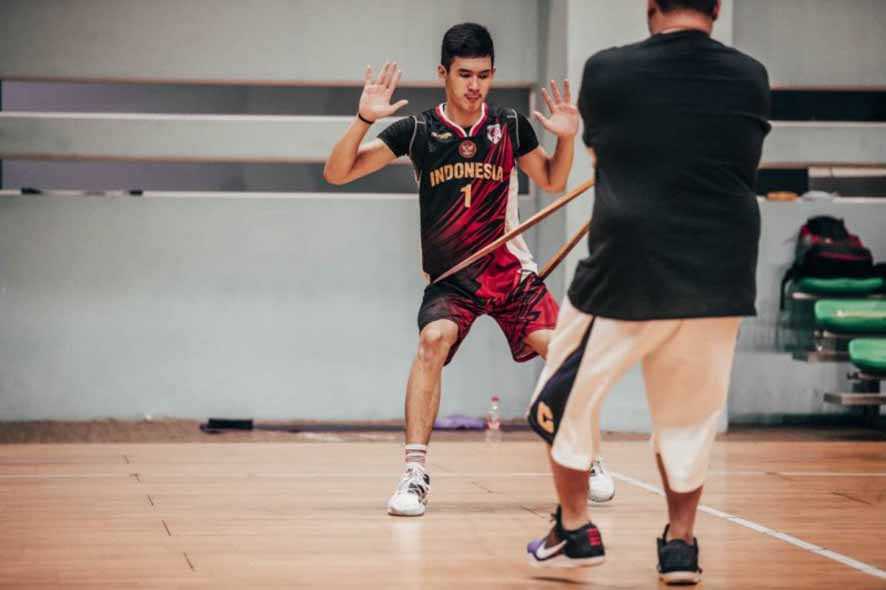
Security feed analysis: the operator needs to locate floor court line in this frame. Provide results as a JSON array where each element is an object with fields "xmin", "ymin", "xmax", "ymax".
[{"xmin": 709, "ymin": 470, "xmax": 886, "ymax": 477}]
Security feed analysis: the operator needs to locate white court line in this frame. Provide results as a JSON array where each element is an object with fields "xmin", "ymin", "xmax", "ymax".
[
  {"xmin": 612, "ymin": 472, "xmax": 886, "ymax": 582},
  {"xmin": 707, "ymin": 470, "xmax": 886, "ymax": 477},
  {"xmin": 779, "ymin": 472, "xmax": 886, "ymax": 477}
]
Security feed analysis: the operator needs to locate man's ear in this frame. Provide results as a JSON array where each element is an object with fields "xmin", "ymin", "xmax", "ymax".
[
  {"xmin": 647, "ymin": 0, "xmax": 658, "ymax": 20},
  {"xmin": 437, "ymin": 65, "xmax": 447, "ymax": 81}
]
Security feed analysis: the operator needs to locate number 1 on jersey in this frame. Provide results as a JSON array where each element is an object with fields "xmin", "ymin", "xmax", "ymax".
[{"xmin": 460, "ymin": 184, "xmax": 472, "ymax": 208}]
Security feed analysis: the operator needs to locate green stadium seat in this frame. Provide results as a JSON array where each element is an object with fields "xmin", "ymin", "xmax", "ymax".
[
  {"xmin": 796, "ymin": 276, "xmax": 884, "ymax": 296},
  {"xmin": 814, "ymin": 300, "xmax": 886, "ymax": 334},
  {"xmin": 849, "ymin": 339, "xmax": 886, "ymax": 375}
]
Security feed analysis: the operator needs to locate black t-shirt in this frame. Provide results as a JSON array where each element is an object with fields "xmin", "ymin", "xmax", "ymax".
[
  {"xmin": 377, "ymin": 104, "xmax": 540, "ymax": 283},
  {"xmin": 570, "ymin": 30, "xmax": 771, "ymax": 320}
]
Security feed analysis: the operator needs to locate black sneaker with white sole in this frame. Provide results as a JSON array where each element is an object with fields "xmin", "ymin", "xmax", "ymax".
[
  {"xmin": 526, "ymin": 506, "xmax": 605, "ymax": 568},
  {"xmin": 657, "ymin": 524, "xmax": 702, "ymax": 585}
]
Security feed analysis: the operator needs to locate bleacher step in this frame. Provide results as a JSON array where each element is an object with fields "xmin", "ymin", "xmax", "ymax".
[{"xmin": 824, "ymin": 392, "xmax": 886, "ymax": 406}]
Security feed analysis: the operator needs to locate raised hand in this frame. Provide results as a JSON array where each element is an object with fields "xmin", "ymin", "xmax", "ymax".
[
  {"xmin": 532, "ymin": 80, "xmax": 579, "ymax": 138},
  {"xmin": 358, "ymin": 62, "xmax": 409, "ymax": 123}
]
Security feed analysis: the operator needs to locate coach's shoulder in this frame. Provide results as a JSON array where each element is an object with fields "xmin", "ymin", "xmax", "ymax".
[
  {"xmin": 723, "ymin": 42, "xmax": 766, "ymax": 72},
  {"xmin": 730, "ymin": 47, "xmax": 770, "ymax": 86},
  {"xmin": 582, "ymin": 46, "xmax": 623, "ymax": 83},
  {"xmin": 748, "ymin": 54, "xmax": 770, "ymax": 81},
  {"xmin": 585, "ymin": 46, "xmax": 622, "ymax": 69}
]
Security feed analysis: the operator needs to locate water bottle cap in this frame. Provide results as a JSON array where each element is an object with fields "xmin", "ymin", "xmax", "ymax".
[{"xmin": 491, "ymin": 395, "xmax": 500, "ymax": 402}]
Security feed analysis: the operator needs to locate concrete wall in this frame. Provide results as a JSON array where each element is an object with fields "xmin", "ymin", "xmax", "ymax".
[
  {"xmin": 1, "ymin": 0, "xmax": 885, "ymax": 426},
  {"xmin": 0, "ymin": 0, "xmax": 549, "ymax": 422},
  {"xmin": 734, "ymin": 0, "xmax": 886, "ymax": 87},
  {"xmin": 0, "ymin": 193, "xmax": 547, "ymax": 421},
  {"xmin": 0, "ymin": 0, "xmax": 540, "ymax": 85},
  {"xmin": 1, "ymin": 83, "xmax": 530, "ymax": 115},
  {"xmin": 1, "ymin": 85, "xmax": 530, "ymax": 194}
]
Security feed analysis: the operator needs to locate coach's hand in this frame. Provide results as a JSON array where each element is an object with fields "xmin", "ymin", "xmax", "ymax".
[
  {"xmin": 533, "ymin": 80, "xmax": 578, "ymax": 138},
  {"xmin": 358, "ymin": 62, "xmax": 409, "ymax": 123}
]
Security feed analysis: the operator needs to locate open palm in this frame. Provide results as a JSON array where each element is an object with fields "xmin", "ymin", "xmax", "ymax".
[
  {"xmin": 359, "ymin": 62, "xmax": 409, "ymax": 122},
  {"xmin": 533, "ymin": 80, "xmax": 579, "ymax": 138}
]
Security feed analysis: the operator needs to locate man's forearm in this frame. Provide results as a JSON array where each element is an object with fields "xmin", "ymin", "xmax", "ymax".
[
  {"xmin": 546, "ymin": 135, "xmax": 576, "ymax": 192},
  {"xmin": 324, "ymin": 117, "xmax": 372, "ymax": 184}
]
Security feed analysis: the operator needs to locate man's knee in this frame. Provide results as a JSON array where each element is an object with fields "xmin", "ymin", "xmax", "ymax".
[
  {"xmin": 418, "ymin": 322, "xmax": 458, "ymax": 363},
  {"xmin": 525, "ymin": 330, "xmax": 552, "ymax": 360}
]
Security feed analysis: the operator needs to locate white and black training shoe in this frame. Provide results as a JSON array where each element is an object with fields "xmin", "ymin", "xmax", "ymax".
[
  {"xmin": 386, "ymin": 464, "xmax": 430, "ymax": 516},
  {"xmin": 589, "ymin": 458, "xmax": 615, "ymax": 503}
]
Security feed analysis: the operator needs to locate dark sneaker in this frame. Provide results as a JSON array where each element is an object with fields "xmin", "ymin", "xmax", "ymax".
[
  {"xmin": 657, "ymin": 524, "xmax": 702, "ymax": 585},
  {"xmin": 526, "ymin": 506, "xmax": 605, "ymax": 568}
]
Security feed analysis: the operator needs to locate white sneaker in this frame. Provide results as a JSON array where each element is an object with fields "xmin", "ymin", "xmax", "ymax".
[
  {"xmin": 386, "ymin": 463, "xmax": 430, "ymax": 516},
  {"xmin": 589, "ymin": 458, "xmax": 615, "ymax": 503}
]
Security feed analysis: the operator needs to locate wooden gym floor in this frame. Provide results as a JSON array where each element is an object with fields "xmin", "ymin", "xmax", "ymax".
[{"xmin": 0, "ymin": 427, "xmax": 884, "ymax": 588}]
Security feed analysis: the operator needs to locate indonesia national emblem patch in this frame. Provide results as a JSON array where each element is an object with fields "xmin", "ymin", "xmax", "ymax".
[
  {"xmin": 486, "ymin": 123, "xmax": 502, "ymax": 145},
  {"xmin": 458, "ymin": 140, "xmax": 477, "ymax": 159}
]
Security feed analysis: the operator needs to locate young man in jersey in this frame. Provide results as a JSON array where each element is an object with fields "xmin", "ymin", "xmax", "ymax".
[
  {"xmin": 525, "ymin": 1, "xmax": 770, "ymax": 583},
  {"xmin": 324, "ymin": 23, "xmax": 614, "ymax": 516}
]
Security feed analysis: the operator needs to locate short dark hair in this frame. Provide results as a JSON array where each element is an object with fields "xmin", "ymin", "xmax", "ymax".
[
  {"xmin": 440, "ymin": 23, "xmax": 494, "ymax": 70},
  {"xmin": 656, "ymin": 0, "xmax": 717, "ymax": 16}
]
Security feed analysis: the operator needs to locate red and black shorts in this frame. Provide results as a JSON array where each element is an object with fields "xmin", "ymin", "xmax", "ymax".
[{"xmin": 418, "ymin": 271, "xmax": 559, "ymax": 365}]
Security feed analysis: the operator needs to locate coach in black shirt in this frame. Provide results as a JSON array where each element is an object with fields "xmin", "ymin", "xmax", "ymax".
[
  {"xmin": 572, "ymin": 9, "xmax": 770, "ymax": 320},
  {"xmin": 526, "ymin": 1, "xmax": 770, "ymax": 584}
]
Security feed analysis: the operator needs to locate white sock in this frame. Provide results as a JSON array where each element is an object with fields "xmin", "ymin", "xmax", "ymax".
[{"xmin": 405, "ymin": 443, "xmax": 428, "ymax": 467}]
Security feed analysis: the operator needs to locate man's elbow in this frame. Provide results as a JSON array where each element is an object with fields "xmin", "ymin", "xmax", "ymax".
[
  {"xmin": 549, "ymin": 180, "xmax": 568, "ymax": 193},
  {"xmin": 539, "ymin": 179, "xmax": 566, "ymax": 193},
  {"xmin": 323, "ymin": 164, "xmax": 345, "ymax": 186}
]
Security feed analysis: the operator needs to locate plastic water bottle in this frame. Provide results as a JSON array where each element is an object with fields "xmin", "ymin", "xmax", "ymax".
[{"xmin": 485, "ymin": 395, "xmax": 502, "ymax": 443}]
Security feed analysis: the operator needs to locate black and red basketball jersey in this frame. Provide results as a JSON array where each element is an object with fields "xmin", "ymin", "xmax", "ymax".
[{"xmin": 379, "ymin": 103, "xmax": 540, "ymax": 294}]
